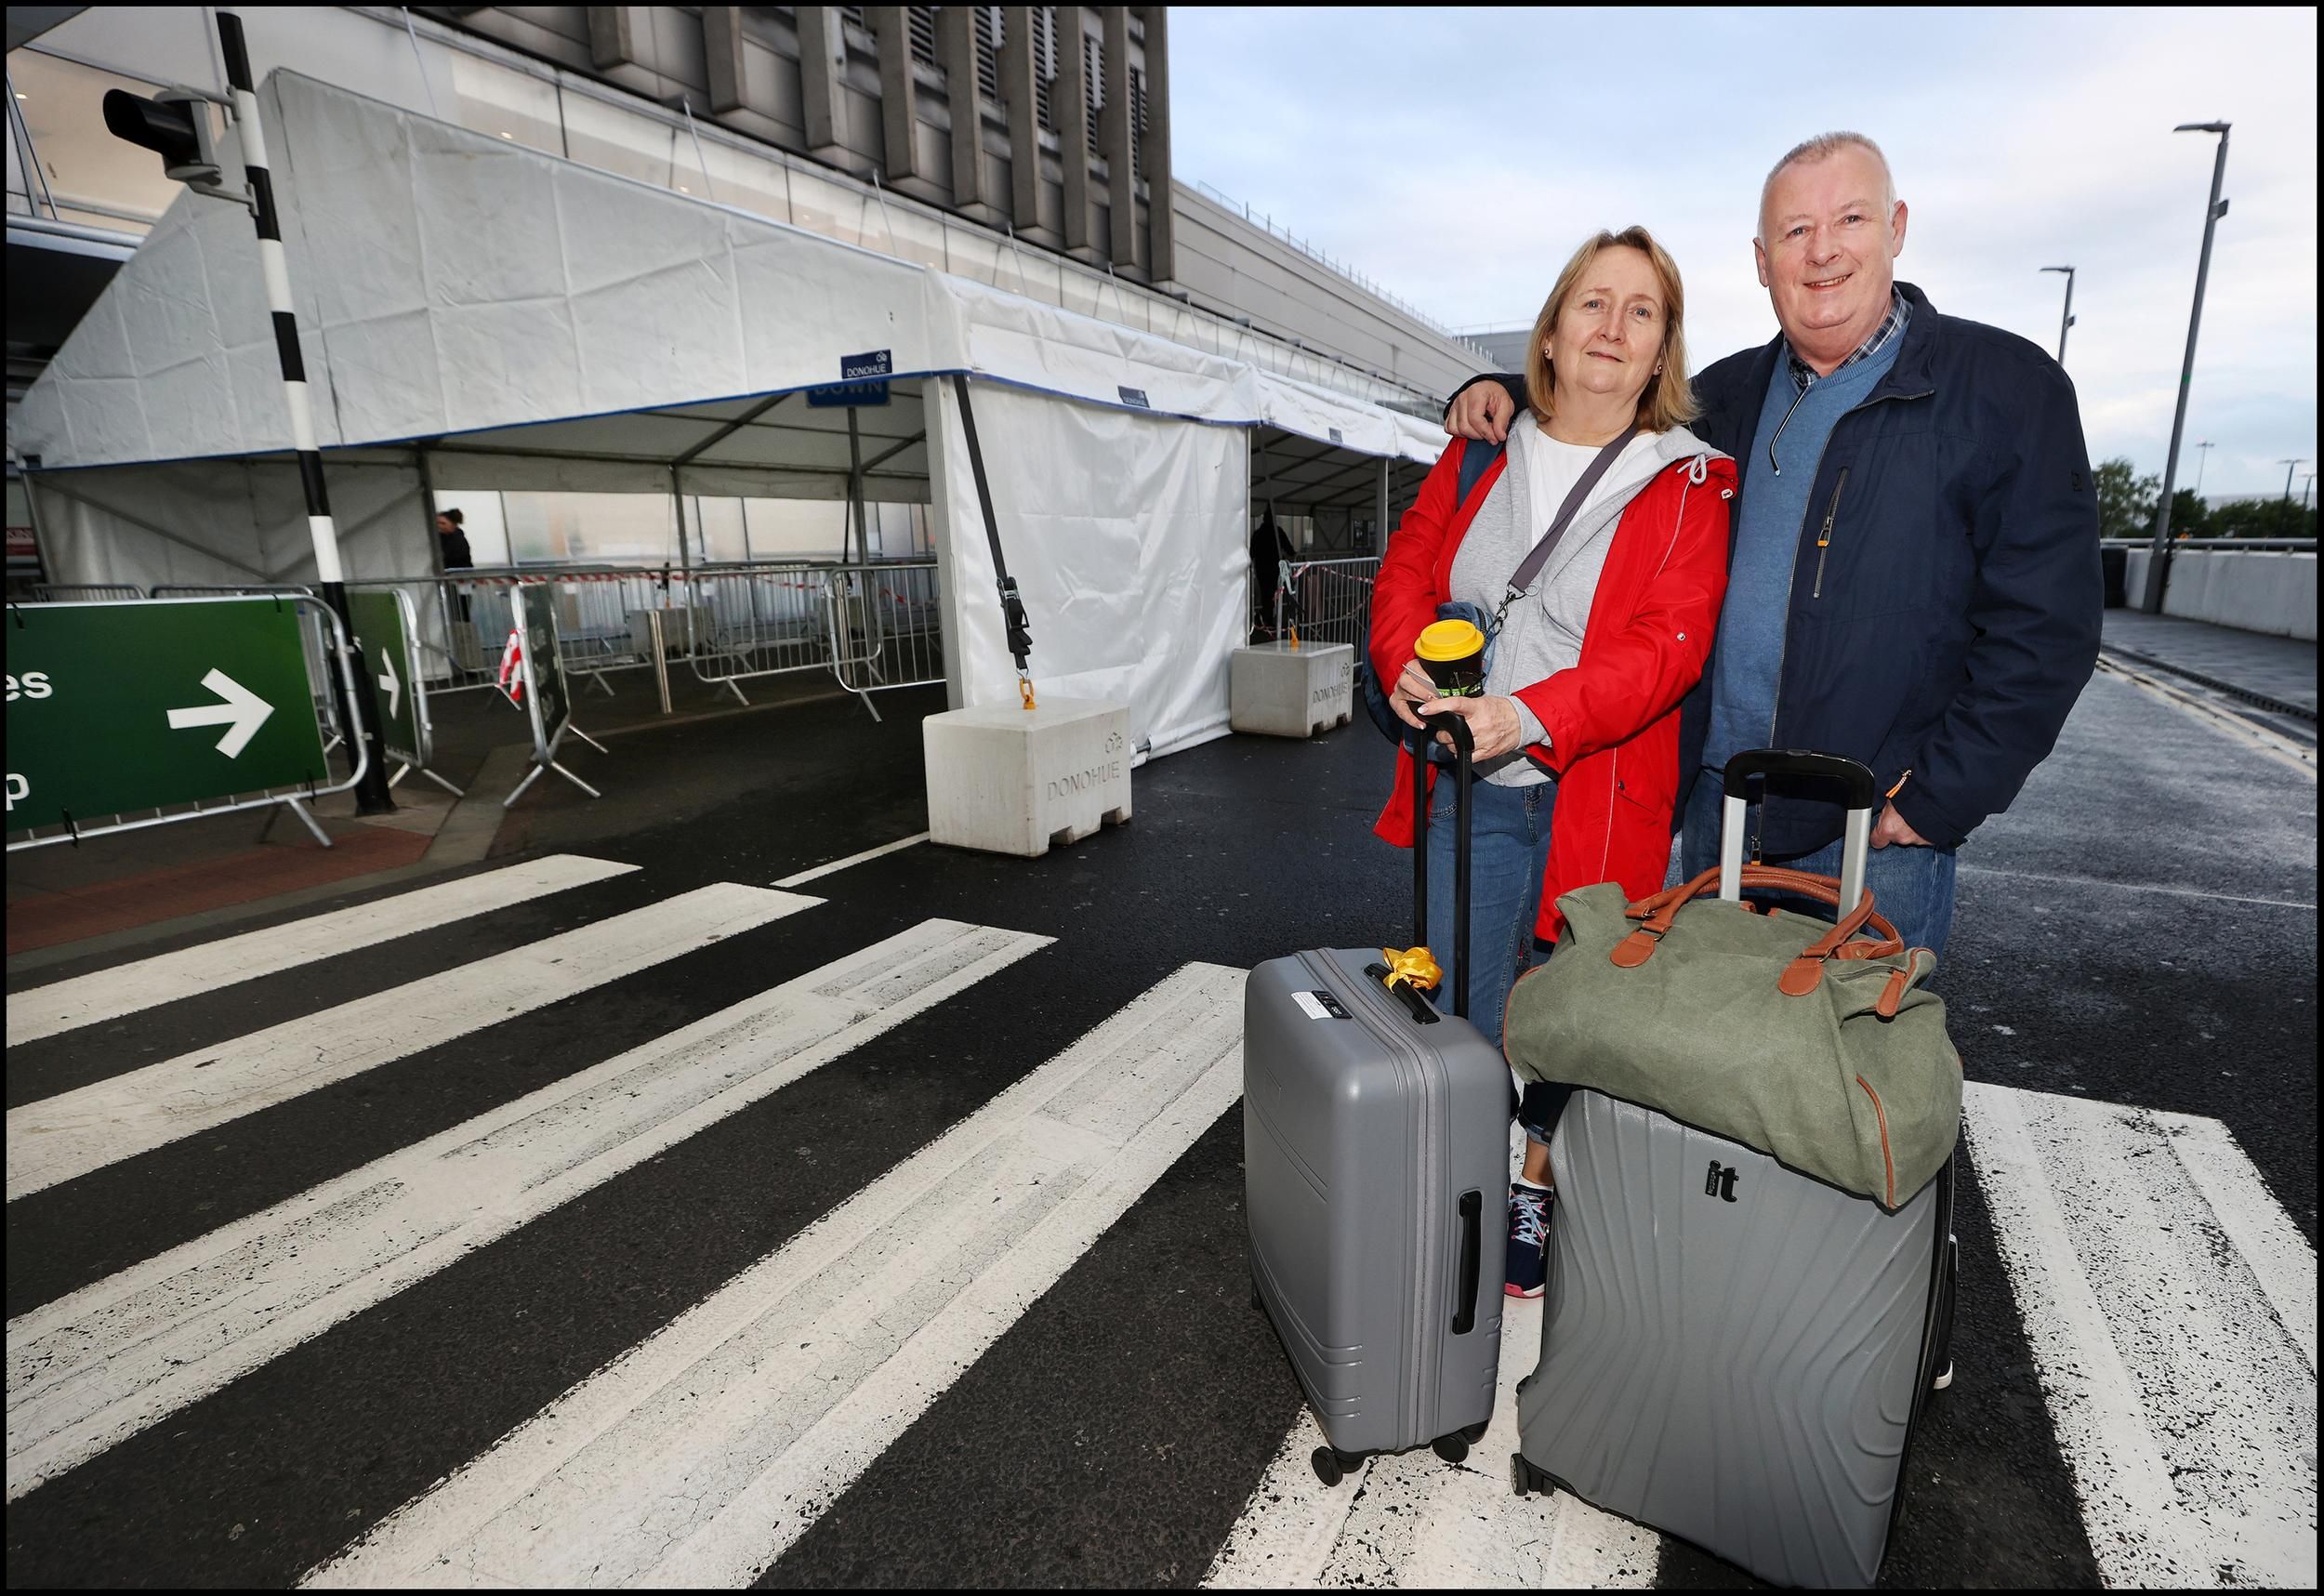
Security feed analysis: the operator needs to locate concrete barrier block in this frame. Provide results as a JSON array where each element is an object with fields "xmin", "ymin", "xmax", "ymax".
[
  {"xmin": 1230, "ymin": 642, "xmax": 1354, "ymax": 738},
  {"xmin": 923, "ymin": 698, "xmax": 1132, "ymax": 857}
]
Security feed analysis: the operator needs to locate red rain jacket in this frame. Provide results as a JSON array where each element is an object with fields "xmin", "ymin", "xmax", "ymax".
[{"xmin": 1370, "ymin": 438, "xmax": 1736, "ymax": 942}]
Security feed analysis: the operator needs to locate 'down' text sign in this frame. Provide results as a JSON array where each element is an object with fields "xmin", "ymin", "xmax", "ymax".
[{"xmin": 6, "ymin": 599, "xmax": 329, "ymax": 833}]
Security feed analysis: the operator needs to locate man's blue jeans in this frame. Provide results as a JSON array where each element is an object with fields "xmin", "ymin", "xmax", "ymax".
[
  {"xmin": 1679, "ymin": 776, "xmax": 1960, "ymax": 955},
  {"xmin": 1421, "ymin": 777, "xmax": 1571, "ymax": 1147}
]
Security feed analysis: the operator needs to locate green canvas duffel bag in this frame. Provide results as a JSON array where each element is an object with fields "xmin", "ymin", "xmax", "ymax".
[{"xmin": 1505, "ymin": 864, "xmax": 1961, "ymax": 1210}]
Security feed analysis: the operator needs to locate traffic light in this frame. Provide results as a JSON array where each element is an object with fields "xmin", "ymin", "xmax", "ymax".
[{"xmin": 101, "ymin": 87, "xmax": 231, "ymax": 194}]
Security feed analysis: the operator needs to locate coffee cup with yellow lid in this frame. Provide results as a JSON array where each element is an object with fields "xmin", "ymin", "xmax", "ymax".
[{"xmin": 1414, "ymin": 617, "xmax": 1487, "ymax": 697}]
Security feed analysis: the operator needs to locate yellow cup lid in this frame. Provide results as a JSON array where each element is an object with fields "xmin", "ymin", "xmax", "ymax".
[{"xmin": 1415, "ymin": 618, "xmax": 1486, "ymax": 662}]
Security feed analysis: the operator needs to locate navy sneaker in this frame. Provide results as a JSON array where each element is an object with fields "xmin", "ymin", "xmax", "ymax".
[{"xmin": 1504, "ymin": 1182, "xmax": 1552, "ymax": 1299}]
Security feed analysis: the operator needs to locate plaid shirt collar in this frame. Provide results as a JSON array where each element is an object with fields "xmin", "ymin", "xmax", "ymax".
[{"xmin": 1787, "ymin": 289, "xmax": 1909, "ymax": 392}]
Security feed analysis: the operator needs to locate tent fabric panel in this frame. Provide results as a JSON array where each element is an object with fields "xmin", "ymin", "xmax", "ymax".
[
  {"xmin": 928, "ymin": 270, "xmax": 1260, "ymax": 426},
  {"xmin": 932, "ymin": 377, "xmax": 1248, "ymax": 758},
  {"xmin": 30, "ymin": 457, "xmax": 431, "ymax": 591},
  {"xmin": 1252, "ymin": 370, "xmax": 1399, "ymax": 457}
]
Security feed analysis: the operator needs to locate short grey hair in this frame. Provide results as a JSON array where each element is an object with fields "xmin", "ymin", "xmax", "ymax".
[{"xmin": 1758, "ymin": 132, "xmax": 1897, "ymax": 241}]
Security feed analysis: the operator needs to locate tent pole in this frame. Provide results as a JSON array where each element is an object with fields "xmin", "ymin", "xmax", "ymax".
[
  {"xmin": 217, "ymin": 8, "xmax": 393, "ymax": 813},
  {"xmin": 1376, "ymin": 455, "xmax": 1390, "ymax": 551},
  {"xmin": 848, "ymin": 406, "xmax": 871, "ymax": 566}
]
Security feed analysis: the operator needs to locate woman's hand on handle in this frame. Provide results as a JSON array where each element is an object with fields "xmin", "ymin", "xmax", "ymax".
[
  {"xmin": 1389, "ymin": 658, "xmax": 1436, "ymax": 730},
  {"xmin": 1419, "ymin": 694, "xmax": 1528, "ymax": 761}
]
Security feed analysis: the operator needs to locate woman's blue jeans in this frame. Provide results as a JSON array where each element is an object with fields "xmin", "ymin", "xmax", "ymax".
[{"xmin": 1422, "ymin": 775, "xmax": 1567, "ymax": 1146}]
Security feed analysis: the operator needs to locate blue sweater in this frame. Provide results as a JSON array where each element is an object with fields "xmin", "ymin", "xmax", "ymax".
[{"xmin": 1702, "ymin": 334, "xmax": 1905, "ymax": 772}]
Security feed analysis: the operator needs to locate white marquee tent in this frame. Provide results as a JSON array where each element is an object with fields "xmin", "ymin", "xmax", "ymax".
[{"xmin": 12, "ymin": 72, "xmax": 1445, "ymax": 759}]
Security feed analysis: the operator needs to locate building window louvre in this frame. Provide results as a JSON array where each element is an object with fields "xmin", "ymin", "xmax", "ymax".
[
  {"xmin": 1083, "ymin": 31, "xmax": 1102, "ymax": 156},
  {"xmin": 1034, "ymin": 7, "xmax": 1057, "ymax": 131},
  {"xmin": 841, "ymin": 6, "xmax": 866, "ymax": 27},
  {"xmin": 907, "ymin": 6, "xmax": 939, "ymax": 69},
  {"xmin": 1129, "ymin": 64, "xmax": 1145, "ymax": 178},
  {"xmin": 973, "ymin": 6, "xmax": 1002, "ymax": 104}
]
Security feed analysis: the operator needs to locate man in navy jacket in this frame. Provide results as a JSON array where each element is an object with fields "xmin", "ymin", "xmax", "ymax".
[{"xmin": 1446, "ymin": 132, "xmax": 2102, "ymax": 956}]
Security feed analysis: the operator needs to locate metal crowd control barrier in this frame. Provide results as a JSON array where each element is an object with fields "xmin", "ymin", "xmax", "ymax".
[
  {"xmin": 5, "ymin": 594, "xmax": 370, "ymax": 851},
  {"xmin": 342, "ymin": 560, "xmax": 946, "ymax": 716},
  {"xmin": 357, "ymin": 567, "xmax": 686, "ymax": 696},
  {"xmin": 825, "ymin": 561, "xmax": 944, "ymax": 719},
  {"xmin": 1267, "ymin": 557, "xmax": 1380, "ymax": 653},
  {"xmin": 680, "ymin": 561, "xmax": 839, "ymax": 703},
  {"xmin": 32, "ymin": 584, "xmax": 144, "ymax": 602}
]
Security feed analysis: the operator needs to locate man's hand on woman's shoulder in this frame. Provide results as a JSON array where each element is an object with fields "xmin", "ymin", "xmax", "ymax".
[{"xmin": 1446, "ymin": 376, "xmax": 1520, "ymax": 443}]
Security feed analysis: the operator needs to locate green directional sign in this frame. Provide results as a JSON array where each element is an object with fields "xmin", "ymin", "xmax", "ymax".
[
  {"xmin": 6, "ymin": 598, "xmax": 330, "ymax": 834},
  {"xmin": 347, "ymin": 588, "xmax": 420, "ymax": 766}
]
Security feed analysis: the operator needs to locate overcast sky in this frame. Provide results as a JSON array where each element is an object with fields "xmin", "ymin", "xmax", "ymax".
[{"xmin": 1169, "ymin": 6, "xmax": 2318, "ymax": 499}]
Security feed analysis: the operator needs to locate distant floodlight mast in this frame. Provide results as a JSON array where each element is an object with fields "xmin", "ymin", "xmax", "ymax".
[
  {"xmin": 2144, "ymin": 121, "xmax": 2231, "ymax": 613},
  {"xmin": 2039, "ymin": 266, "xmax": 2076, "ymax": 364},
  {"xmin": 2193, "ymin": 440, "xmax": 2215, "ymax": 494}
]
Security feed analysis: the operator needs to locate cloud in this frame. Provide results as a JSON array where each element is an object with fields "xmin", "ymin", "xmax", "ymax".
[{"xmin": 1169, "ymin": 6, "xmax": 2317, "ymax": 493}]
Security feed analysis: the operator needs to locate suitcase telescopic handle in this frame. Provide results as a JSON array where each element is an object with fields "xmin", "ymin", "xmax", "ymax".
[
  {"xmin": 1718, "ymin": 749, "xmax": 1879, "ymax": 917},
  {"xmin": 1407, "ymin": 715, "xmax": 1473, "ymax": 1020}
]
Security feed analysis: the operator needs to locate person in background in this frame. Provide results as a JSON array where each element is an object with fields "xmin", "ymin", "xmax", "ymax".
[
  {"xmin": 1446, "ymin": 134, "xmax": 2103, "ymax": 1389},
  {"xmin": 1371, "ymin": 226, "xmax": 1736, "ymax": 1298},
  {"xmin": 435, "ymin": 507, "xmax": 474, "ymax": 622},
  {"xmin": 434, "ymin": 507, "xmax": 473, "ymax": 571}
]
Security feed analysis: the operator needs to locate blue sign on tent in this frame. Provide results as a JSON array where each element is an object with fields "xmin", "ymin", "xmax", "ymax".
[{"xmin": 807, "ymin": 380, "xmax": 891, "ymax": 408}]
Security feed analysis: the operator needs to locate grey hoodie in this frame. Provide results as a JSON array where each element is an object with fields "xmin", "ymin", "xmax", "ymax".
[{"xmin": 1449, "ymin": 420, "xmax": 1730, "ymax": 785}]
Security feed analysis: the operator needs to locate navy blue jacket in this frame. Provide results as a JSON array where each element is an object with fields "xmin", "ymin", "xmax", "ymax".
[{"xmin": 1463, "ymin": 282, "xmax": 2102, "ymax": 854}]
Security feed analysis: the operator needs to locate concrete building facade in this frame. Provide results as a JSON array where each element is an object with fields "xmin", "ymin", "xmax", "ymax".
[{"xmin": 7, "ymin": 7, "xmax": 1492, "ymax": 416}]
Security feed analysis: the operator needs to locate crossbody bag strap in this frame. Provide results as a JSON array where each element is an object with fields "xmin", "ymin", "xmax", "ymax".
[{"xmin": 1489, "ymin": 424, "xmax": 1640, "ymax": 632}]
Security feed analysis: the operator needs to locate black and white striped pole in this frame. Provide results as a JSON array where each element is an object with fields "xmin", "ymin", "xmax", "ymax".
[{"xmin": 215, "ymin": 9, "xmax": 394, "ymax": 812}]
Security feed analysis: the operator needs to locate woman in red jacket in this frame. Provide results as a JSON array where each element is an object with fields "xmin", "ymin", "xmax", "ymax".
[{"xmin": 1371, "ymin": 226, "xmax": 1735, "ymax": 1295}]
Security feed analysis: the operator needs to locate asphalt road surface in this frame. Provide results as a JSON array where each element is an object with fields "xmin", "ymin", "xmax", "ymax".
[{"xmin": 6, "ymin": 664, "xmax": 2314, "ymax": 1589}]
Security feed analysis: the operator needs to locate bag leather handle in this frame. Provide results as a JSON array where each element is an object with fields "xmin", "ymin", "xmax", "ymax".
[{"xmin": 1609, "ymin": 864, "xmax": 1903, "ymax": 994}]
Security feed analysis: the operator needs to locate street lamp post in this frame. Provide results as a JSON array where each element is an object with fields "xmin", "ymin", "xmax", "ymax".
[
  {"xmin": 2304, "ymin": 473, "xmax": 2316, "ymax": 513},
  {"xmin": 2279, "ymin": 458, "xmax": 2307, "ymax": 503},
  {"xmin": 2040, "ymin": 266, "xmax": 2076, "ymax": 363},
  {"xmin": 2193, "ymin": 440, "xmax": 2214, "ymax": 495},
  {"xmin": 2143, "ymin": 122, "xmax": 2231, "ymax": 613}
]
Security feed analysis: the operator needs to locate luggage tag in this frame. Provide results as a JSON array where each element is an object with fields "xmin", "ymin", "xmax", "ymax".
[{"xmin": 1292, "ymin": 990, "xmax": 1352, "ymax": 1021}]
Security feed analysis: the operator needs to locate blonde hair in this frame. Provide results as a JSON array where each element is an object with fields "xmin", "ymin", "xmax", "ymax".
[
  {"xmin": 1758, "ymin": 131, "xmax": 1896, "ymax": 242},
  {"xmin": 1523, "ymin": 227, "xmax": 1696, "ymax": 433}
]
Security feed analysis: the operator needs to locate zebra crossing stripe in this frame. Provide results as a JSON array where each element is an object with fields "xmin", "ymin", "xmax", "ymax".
[
  {"xmin": 1204, "ymin": 1295, "xmax": 1657, "ymax": 1589},
  {"xmin": 4, "ymin": 882, "xmax": 812, "ymax": 1203},
  {"xmin": 305, "ymin": 963, "xmax": 1245, "ymax": 1589},
  {"xmin": 5, "ymin": 854, "xmax": 640, "ymax": 1048},
  {"xmin": 4, "ymin": 918, "xmax": 1048, "ymax": 1504},
  {"xmin": 1963, "ymin": 1083, "xmax": 2317, "ymax": 1589}
]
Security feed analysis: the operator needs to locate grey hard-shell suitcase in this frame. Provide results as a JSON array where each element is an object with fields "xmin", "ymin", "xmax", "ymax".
[
  {"xmin": 1244, "ymin": 718, "xmax": 1510, "ymax": 1485},
  {"xmin": 1510, "ymin": 750, "xmax": 1959, "ymax": 1589}
]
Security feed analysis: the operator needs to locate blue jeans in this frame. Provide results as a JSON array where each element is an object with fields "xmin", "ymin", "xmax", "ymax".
[
  {"xmin": 1421, "ymin": 778, "xmax": 1572, "ymax": 1147},
  {"xmin": 1679, "ymin": 775, "xmax": 1959, "ymax": 955}
]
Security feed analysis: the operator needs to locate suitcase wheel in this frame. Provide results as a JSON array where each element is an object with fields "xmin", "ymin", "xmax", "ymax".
[
  {"xmin": 1510, "ymin": 1453, "xmax": 1552, "ymax": 1498},
  {"xmin": 1311, "ymin": 1447, "xmax": 1363, "ymax": 1487},
  {"xmin": 1461, "ymin": 1419, "xmax": 1490, "ymax": 1444},
  {"xmin": 1432, "ymin": 1432, "xmax": 1469, "ymax": 1465}
]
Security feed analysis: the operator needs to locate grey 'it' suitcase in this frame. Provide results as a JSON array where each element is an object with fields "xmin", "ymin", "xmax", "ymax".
[
  {"xmin": 1243, "ymin": 716, "xmax": 1510, "ymax": 1486},
  {"xmin": 1510, "ymin": 750, "xmax": 1959, "ymax": 1589}
]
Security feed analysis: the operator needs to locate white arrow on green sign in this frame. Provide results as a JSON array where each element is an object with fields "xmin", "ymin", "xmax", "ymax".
[{"xmin": 165, "ymin": 668, "xmax": 277, "ymax": 758}]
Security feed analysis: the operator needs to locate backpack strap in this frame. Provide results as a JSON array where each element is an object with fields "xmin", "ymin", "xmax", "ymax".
[{"xmin": 1455, "ymin": 436, "xmax": 1507, "ymax": 508}]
